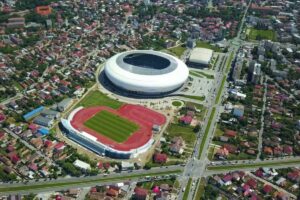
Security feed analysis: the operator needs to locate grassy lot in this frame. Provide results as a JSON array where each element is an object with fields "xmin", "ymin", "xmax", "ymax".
[
  {"xmin": 198, "ymin": 107, "xmax": 216, "ymax": 159},
  {"xmin": 77, "ymin": 90, "xmax": 123, "ymax": 109},
  {"xmin": 183, "ymin": 95, "xmax": 205, "ymax": 101},
  {"xmin": 207, "ymin": 146, "xmax": 216, "ymax": 161},
  {"xmin": 247, "ymin": 28, "xmax": 277, "ymax": 41},
  {"xmin": 182, "ymin": 178, "xmax": 192, "ymax": 200},
  {"xmin": 142, "ymin": 179, "xmax": 175, "ymax": 190},
  {"xmin": 172, "ymin": 101, "xmax": 183, "ymax": 107},
  {"xmin": 194, "ymin": 178, "xmax": 205, "ymax": 200},
  {"xmin": 84, "ymin": 110, "xmax": 138, "ymax": 143},
  {"xmin": 0, "ymin": 170, "xmax": 182, "ymax": 193},
  {"xmin": 226, "ymin": 52, "xmax": 234, "ymax": 73},
  {"xmin": 168, "ymin": 46, "xmax": 186, "ymax": 58},
  {"xmin": 166, "ymin": 123, "xmax": 196, "ymax": 145},
  {"xmin": 207, "ymin": 160, "xmax": 300, "ymax": 171},
  {"xmin": 190, "ymin": 70, "xmax": 214, "ymax": 79},
  {"xmin": 196, "ymin": 41, "xmax": 222, "ymax": 52},
  {"xmin": 227, "ymin": 152, "xmax": 256, "ymax": 160}
]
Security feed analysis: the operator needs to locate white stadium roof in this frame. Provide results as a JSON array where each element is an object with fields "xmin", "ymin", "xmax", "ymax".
[
  {"xmin": 189, "ymin": 48, "xmax": 213, "ymax": 65},
  {"xmin": 104, "ymin": 50, "xmax": 189, "ymax": 94}
]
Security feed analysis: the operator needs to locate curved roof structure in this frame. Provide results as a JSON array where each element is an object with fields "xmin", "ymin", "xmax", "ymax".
[{"xmin": 104, "ymin": 50, "xmax": 189, "ymax": 94}]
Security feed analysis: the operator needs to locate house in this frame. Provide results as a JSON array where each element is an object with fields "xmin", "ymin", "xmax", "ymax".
[
  {"xmin": 134, "ymin": 187, "xmax": 148, "ymax": 200},
  {"xmin": 121, "ymin": 161, "xmax": 134, "ymax": 171},
  {"xmin": 56, "ymin": 98, "xmax": 72, "ymax": 112},
  {"xmin": 215, "ymin": 147, "xmax": 229, "ymax": 158},
  {"xmin": 287, "ymin": 169, "xmax": 300, "ymax": 183},
  {"xmin": 232, "ymin": 105, "xmax": 244, "ymax": 117},
  {"xmin": 169, "ymin": 137, "xmax": 184, "ymax": 154},
  {"xmin": 73, "ymin": 159, "xmax": 91, "ymax": 171},
  {"xmin": 223, "ymin": 144, "xmax": 237, "ymax": 154},
  {"xmin": 222, "ymin": 174, "xmax": 232, "ymax": 186},
  {"xmin": 54, "ymin": 142, "xmax": 66, "ymax": 151},
  {"xmin": 224, "ymin": 129, "xmax": 237, "ymax": 138},
  {"xmin": 153, "ymin": 153, "xmax": 167, "ymax": 164},
  {"xmin": 246, "ymin": 179, "xmax": 257, "ymax": 189},
  {"xmin": 262, "ymin": 184, "xmax": 272, "ymax": 194},
  {"xmin": 33, "ymin": 116, "xmax": 54, "ymax": 127},
  {"xmin": 179, "ymin": 115, "xmax": 193, "ymax": 125}
]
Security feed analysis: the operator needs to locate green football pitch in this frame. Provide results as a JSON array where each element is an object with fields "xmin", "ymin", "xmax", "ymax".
[{"xmin": 84, "ymin": 110, "xmax": 139, "ymax": 143}]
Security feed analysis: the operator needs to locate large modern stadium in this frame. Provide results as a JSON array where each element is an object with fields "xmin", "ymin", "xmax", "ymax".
[{"xmin": 104, "ymin": 50, "xmax": 189, "ymax": 95}]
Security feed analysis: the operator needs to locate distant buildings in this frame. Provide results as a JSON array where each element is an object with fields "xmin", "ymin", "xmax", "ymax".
[{"xmin": 248, "ymin": 61, "xmax": 262, "ymax": 84}]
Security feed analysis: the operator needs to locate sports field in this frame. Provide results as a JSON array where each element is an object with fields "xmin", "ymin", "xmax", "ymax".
[
  {"xmin": 247, "ymin": 28, "xmax": 277, "ymax": 41},
  {"xmin": 84, "ymin": 110, "xmax": 139, "ymax": 143}
]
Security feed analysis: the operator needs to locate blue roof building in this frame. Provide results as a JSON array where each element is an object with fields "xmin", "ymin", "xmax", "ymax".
[{"xmin": 23, "ymin": 106, "xmax": 45, "ymax": 121}]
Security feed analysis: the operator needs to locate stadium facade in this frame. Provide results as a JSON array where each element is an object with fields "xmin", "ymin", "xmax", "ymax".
[
  {"xmin": 60, "ymin": 106, "xmax": 164, "ymax": 159},
  {"xmin": 104, "ymin": 50, "xmax": 189, "ymax": 94}
]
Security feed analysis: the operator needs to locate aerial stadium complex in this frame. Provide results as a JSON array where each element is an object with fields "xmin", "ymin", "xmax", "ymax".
[
  {"xmin": 60, "ymin": 104, "xmax": 166, "ymax": 159},
  {"xmin": 104, "ymin": 50, "xmax": 189, "ymax": 94}
]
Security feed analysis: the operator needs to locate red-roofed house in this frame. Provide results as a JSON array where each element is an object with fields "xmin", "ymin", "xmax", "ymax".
[
  {"xmin": 179, "ymin": 115, "xmax": 193, "ymax": 125},
  {"xmin": 54, "ymin": 142, "xmax": 65, "ymax": 151},
  {"xmin": 224, "ymin": 129, "xmax": 237, "ymax": 138},
  {"xmin": 153, "ymin": 153, "xmax": 167, "ymax": 164},
  {"xmin": 287, "ymin": 170, "xmax": 300, "ymax": 183},
  {"xmin": 263, "ymin": 184, "xmax": 272, "ymax": 194},
  {"xmin": 134, "ymin": 187, "xmax": 148, "ymax": 200},
  {"xmin": 246, "ymin": 179, "xmax": 257, "ymax": 189},
  {"xmin": 8, "ymin": 152, "xmax": 20, "ymax": 164},
  {"xmin": 28, "ymin": 163, "xmax": 38, "ymax": 171},
  {"xmin": 283, "ymin": 146, "xmax": 293, "ymax": 155}
]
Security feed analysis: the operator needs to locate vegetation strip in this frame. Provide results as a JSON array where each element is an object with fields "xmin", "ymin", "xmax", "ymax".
[
  {"xmin": 207, "ymin": 160, "xmax": 300, "ymax": 171},
  {"xmin": 0, "ymin": 170, "xmax": 182, "ymax": 193},
  {"xmin": 194, "ymin": 178, "xmax": 205, "ymax": 200},
  {"xmin": 198, "ymin": 108, "xmax": 216, "ymax": 159},
  {"xmin": 182, "ymin": 178, "xmax": 192, "ymax": 200}
]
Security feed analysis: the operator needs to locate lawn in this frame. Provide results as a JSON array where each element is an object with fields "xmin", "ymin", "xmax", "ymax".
[
  {"xmin": 84, "ymin": 110, "xmax": 138, "ymax": 143},
  {"xmin": 247, "ymin": 28, "xmax": 277, "ymax": 41},
  {"xmin": 182, "ymin": 178, "xmax": 192, "ymax": 200},
  {"xmin": 215, "ymin": 77, "xmax": 226, "ymax": 104},
  {"xmin": 77, "ymin": 90, "xmax": 123, "ymax": 109},
  {"xmin": 172, "ymin": 101, "xmax": 183, "ymax": 107},
  {"xmin": 168, "ymin": 46, "xmax": 186, "ymax": 58},
  {"xmin": 183, "ymin": 95, "xmax": 205, "ymax": 101},
  {"xmin": 190, "ymin": 70, "xmax": 214, "ymax": 79},
  {"xmin": 166, "ymin": 123, "xmax": 196, "ymax": 145},
  {"xmin": 196, "ymin": 41, "xmax": 222, "ymax": 52}
]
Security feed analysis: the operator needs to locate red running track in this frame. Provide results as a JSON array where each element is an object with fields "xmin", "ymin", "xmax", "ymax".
[{"xmin": 70, "ymin": 104, "xmax": 166, "ymax": 151}]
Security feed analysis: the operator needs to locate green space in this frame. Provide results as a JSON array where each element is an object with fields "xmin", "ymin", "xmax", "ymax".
[
  {"xmin": 84, "ymin": 110, "xmax": 138, "ymax": 143},
  {"xmin": 225, "ymin": 52, "xmax": 234, "ymax": 73},
  {"xmin": 190, "ymin": 70, "xmax": 214, "ymax": 79},
  {"xmin": 166, "ymin": 123, "xmax": 196, "ymax": 145},
  {"xmin": 0, "ymin": 170, "xmax": 182, "ymax": 193},
  {"xmin": 212, "ymin": 55, "xmax": 220, "ymax": 70},
  {"xmin": 247, "ymin": 28, "xmax": 277, "ymax": 41},
  {"xmin": 198, "ymin": 107, "xmax": 216, "ymax": 159},
  {"xmin": 196, "ymin": 41, "xmax": 222, "ymax": 52},
  {"xmin": 182, "ymin": 178, "xmax": 192, "ymax": 200},
  {"xmin": 77, "ymin": 90, "xmax": 123, "ymax": 109},
  {"xmin": 12, "ymin": 81, "xmax": 23, "ymax": 91},
  {"xmin": 207, "ymin": 146, "xmax": 216, "ymax": 161},
  {"xmin": 172, "ymin": 101, "xmax": 183, "ymax": 107},
  {"xmin": 168, "ymin": 46, "xmax": 186, "ymax": 58},
  {"xmin": 189, "ymin": 71, "xmax": 204, "ymax": 78},
  {"xmin": 207, "ymin": 159, "xmax": 300, "ymax": 171},
  {"xmin": 183, "ymin": 95, "xmax": 205, "ymax": 101},
  {"xmin": 194, "ymin": 178, "xmax": 206, "ymax": 200},
  {"xmin": 141, "ymin": 179, "xmax": 175, "ymax": 190}
]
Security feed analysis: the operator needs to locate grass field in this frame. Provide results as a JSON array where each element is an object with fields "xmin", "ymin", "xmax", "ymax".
[
  {"xmin": 172, "ymin": 101, "xmax": 183, "ymax": 107},
  {"xmin": 196, "ymin": 41, "xmax": 222, "ymax": 52},
  {"xmin": 84, "ymin": 110, "xmax": 138, "ymax": 143},
  {"xmin": 166, "ymin": 123, "xmax": 196, "ymax": 145},
  {"xmin": 77, "ymin": 90, "xmax": 123, "ymax": 109},
  {"xmin": 168, "ymin": 46, "xmax": 186, "ymax": 58},
  {"xmin": 247, "ymin": 28, "xmax": 277, "ymax": 41}
]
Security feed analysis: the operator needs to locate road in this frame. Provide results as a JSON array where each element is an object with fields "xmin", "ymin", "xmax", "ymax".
[{"xmin": 0, "ymin": 166, "xmax": 182, "ymax": 195}]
